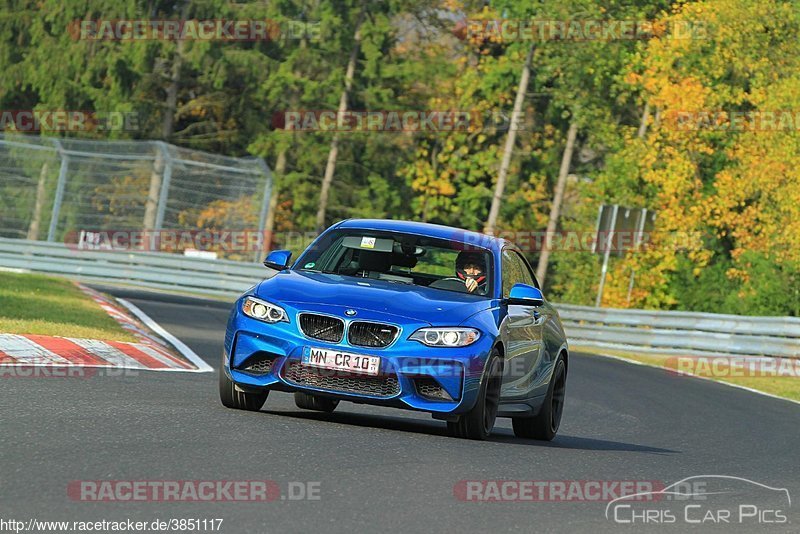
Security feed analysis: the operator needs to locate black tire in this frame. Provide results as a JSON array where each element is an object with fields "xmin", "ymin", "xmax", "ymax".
[
  {"xmin": 447, "ymin": 348, "xmax": 503, "ymax": 440},
  {"xmin": 512, "ymin": 355, "xmax": 566, "ymax": 441},
  {"xmin": 294, "ymin": 392, "xmax": 339, "ymax": 413},
  {"xmin": 219, "ymin": 355, "xmax": 268, "ymax": 411}
]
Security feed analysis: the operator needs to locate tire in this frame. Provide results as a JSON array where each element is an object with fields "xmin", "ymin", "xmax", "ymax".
[
  {"xmin": 294, "ymin": 392, "xmax": 339, "ymax": 413},
  {"xmin": 447, "ymin": 348, "xmax": 503, "ymax": 440},
  {"xmin": 219, "ymin": 355, "xmax": 268, "ymax": 411},
  {"xmin": 512, "ymin": 355, "xmax": 566, "ymax": 441}
]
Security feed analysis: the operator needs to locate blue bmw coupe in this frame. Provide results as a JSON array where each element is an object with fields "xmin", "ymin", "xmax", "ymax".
[{"xmin": 221, "ymin": 219, "xmax": 568, "ymax": 440}]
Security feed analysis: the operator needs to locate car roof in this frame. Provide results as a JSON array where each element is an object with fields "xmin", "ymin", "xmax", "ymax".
[{"xmin": 334, "ymin": 218, "xmax": 506, "ymax": 252}]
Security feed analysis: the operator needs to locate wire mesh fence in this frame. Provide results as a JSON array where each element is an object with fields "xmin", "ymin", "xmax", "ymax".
[{"xmin": 0, "ymin": 134, "xmax": 272, "ymax": 261}]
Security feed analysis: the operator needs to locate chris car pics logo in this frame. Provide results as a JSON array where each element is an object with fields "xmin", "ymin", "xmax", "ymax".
[{"xmin": 605, "ymin": 475, "xmax": 790, "ymax": 525}]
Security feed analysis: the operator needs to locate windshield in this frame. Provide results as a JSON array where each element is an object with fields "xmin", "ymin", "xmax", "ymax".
[{"xmin": 294, "ymin": 230, "xmax": 493, "ymax": 297}]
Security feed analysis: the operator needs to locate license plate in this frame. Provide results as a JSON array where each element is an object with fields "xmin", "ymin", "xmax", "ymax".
[{"xmin": 302, "ymin": 347, "xmax": 380, "ymax": 376}]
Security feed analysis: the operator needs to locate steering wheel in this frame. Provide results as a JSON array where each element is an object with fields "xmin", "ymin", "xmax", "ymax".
[{"xmin": 428, "ymin": 277, "xmax": 469, "ymax": 292}]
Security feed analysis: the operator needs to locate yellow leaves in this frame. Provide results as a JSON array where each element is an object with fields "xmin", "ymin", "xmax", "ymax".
[
  {"xmin": 652, "ymin": 76, "xmax": 710, "ymax": 119},
  {"xmin": 624, "ymin": 72, "xmax": 642, "ymax": 87},
  {"xmin": 441, "ymin": 0, "xmax": 463, "ymax": 13},
  {"xmin": 726, "ymin": 266, "xmax": 749, "ymax": 283},
  {"xmin": 599, "ymin": 249, "xmax": 680, "ymax": 309},
  {"xmin": 194, "ymin": 196, "xmax": 258, "ymax": 229}
]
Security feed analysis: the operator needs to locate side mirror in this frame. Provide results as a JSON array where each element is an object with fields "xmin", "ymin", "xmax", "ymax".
[
  {"xmin": 264, "ymin": 250, "xmax": 292, "ymax": 270},
  {"xmin": 508, "ymin": 283, "xmax": 544, "ymax": 306}
]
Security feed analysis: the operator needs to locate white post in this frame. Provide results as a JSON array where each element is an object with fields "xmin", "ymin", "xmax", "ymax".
[
  {"xmin": 46, "ymin": 140, "xmax": 68, "ymax": 242},
  {"xmin": 595, "ymin": 204, "xmax": 619, "ymax": 307}
]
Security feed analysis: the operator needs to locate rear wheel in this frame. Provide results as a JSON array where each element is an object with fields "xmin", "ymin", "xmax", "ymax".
[
  {"xmin": 219, "ymin": 355, "xmax": 268, "ymax": 411},
  {"xmin": 512, "ymin": 355, "xmax": 566, "ymax": 441},
  {"xmin": 447, "ymin": 348, "xmax": 503, "ymax": 440},
  {"xmin": 294, "ymin": 392, "xmax": 339, "ymax": 413}
]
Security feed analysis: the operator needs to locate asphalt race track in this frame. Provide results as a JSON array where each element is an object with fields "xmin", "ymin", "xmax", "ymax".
[{"xmin": 2, "ymin": 287, "xmax": 799, "ymax": 533}]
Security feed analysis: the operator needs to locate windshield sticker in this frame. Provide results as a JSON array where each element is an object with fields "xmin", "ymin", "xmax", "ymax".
[
  {"xmin": 304, "ymin": 262, "xmax": 315, "ymax": 269},
  {"xmin": 360, "ymin": 237, "xmax": 376, "ymax": 249}
]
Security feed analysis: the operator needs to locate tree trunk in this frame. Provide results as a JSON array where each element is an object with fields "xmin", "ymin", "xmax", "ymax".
[
  {"xmin": 143, "ymin": 148, "xmax": 164, "ymax": 231},
  {"xmin": 143, "ymin": 23, "xmax": 185, "ymax": 231},
  {"xmin": 264, "ymin": 148, "xmax": 287, "ymax": 253},
  {"xmin": 484, "ymin": 43, "xmax": 535, "ymax": 235},
  {"xmin": 535, "ymin": 120, "xmax": 578, "ymax": 285},
  {"xmin": 637, "ymin": 102, "xmax": 651, "ymax": 138},
  {"xmin": 26, "ymin": 161, "xmax": 49, "ymax": 240},
  {"xmin": 315, "ymin": 6, "xmax": 366, "ymax": 231}
]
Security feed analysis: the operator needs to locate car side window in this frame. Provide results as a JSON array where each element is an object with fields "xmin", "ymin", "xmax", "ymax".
[
  {"xmin": 511, "ymin": 250, "xmax": 539, "ymax": 289},
  {"xmin": 503, "ymin": 248, "xmax": 539, "ymax": 297},
  {"xmin": 501, "ymin": 249, "xmax": 522, "ymax": 297}
]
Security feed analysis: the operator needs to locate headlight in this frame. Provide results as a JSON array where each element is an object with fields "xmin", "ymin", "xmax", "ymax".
[
  {"xmin": 409, "ymin": 327, "xmax": 480, "ymax": 347},
  {"xmin": 242, "ymin": 296, "xmax": 288, "ymax": 324}
]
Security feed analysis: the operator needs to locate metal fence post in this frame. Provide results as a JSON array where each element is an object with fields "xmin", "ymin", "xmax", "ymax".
[
  {"xmin": 46, "ymin": 140, "xmax": 69, "ymax": 242},
  {"xmin": 254, "ymin": 158, "xmax": 274, "ymax": 262},
  {"xmin": 595, "ymin": 204, "xmax": 619, "ymax": 307},
  {"xmin": 153, "ymin": 141, "xmax": 173, "ymax": 233},
  {"xmin": 626, "ymin": 208, "xmax": 648, "ymax": 304}
]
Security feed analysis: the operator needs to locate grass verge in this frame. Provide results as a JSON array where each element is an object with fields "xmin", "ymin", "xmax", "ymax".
[
  {"xmin": 575, "ymin": 345, "xmax": 800, "ymax": 403},
  {"xmin": 0, "ymin": 271, "xmax": 136, "ymax": 342}
]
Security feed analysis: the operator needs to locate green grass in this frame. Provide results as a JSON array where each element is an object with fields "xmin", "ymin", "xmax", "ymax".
[
  {"xmin": 575, "ymin": 345, "xmax": 800, "ymax": 402},
  {"xmin": 0, "ymin": 271, "xmax": 136, "ymax": 342}
]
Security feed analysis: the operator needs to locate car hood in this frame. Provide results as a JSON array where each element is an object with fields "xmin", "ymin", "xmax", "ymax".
[{"xmin": 254, "ymin": 270, "xmax": 493, "ymax": 324}]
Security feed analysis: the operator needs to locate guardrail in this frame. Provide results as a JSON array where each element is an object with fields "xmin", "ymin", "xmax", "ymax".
[
  {"xmin": 0, "ymin": 238, "xmax": 265, "ymax": 299},
  {"xmin": 1, "ymin": 238, "xmax": 797, "ymax": 358},
  {"xmin": 558, "ymin": 304, "xmax": 800, "ymax": 359}
]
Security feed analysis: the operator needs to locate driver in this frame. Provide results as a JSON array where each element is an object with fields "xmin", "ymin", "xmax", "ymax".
[{"xmin": 455, "ymin": 251, "xmax": 487, "ymax": 294}]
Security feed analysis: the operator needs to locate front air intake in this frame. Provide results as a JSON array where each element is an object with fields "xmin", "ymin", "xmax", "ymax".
[
  {"xmin": 348, "ymin": 321, "xmax": 398, "ymax": 348},
  {"xmin": 299, "ymin": 313, "xmax": 345, "ymax": 343},
  {"xmin": 415, "ymin": 377, "xmax": 453, "ymax": 401}
]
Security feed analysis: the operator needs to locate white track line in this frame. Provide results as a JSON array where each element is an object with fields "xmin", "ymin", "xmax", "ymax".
[
  {"xmin": 588, "ymin": 351, "xmax": 800, "ymax": 407},
  {"xmin": 116, "ymin": 298, "xmax": 213, "ymax": 373}
]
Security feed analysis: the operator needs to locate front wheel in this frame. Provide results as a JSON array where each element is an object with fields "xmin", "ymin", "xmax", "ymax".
[
  {"xmin": 447, "ymin": 348, "xmax": 503, "ymax": 440},
  {"xmin": 219, "ymin": 355, "xmax": 268, "ymax": 411},
  {"xmin": 512, "ymin": 355, "xmax": 566, "ymax": 441}
]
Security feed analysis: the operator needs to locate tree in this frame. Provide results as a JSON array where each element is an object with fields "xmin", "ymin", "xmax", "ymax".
[
  {"xmin": 315, "ymin": 3, "xmax": 366, "ymax": 231},
  {"xmin": 484, "ymin": 43, "xmax": 534, "ymax": 234}
]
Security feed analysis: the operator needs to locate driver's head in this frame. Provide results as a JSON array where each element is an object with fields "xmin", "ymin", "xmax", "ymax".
[{"xmin": 455, "ymin": 251, "xmax": 487, "ymax": 283}]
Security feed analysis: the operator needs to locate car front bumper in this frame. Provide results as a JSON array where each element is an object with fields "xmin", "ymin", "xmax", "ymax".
[{"xmin": 224, "ymin": 306, "xmax": 495, "ymax": 416}]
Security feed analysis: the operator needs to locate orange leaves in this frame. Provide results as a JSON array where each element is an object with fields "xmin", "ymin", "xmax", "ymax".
[
  {"xmin": 603, "ymin": 0, "xmax": 800, "ymax": 307},
  {"xmin": 180, "ymin": 196, "xmax": 259, "ymax": 229}
]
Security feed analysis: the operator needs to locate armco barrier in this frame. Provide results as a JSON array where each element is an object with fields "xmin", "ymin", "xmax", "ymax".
[
  {"xmin": 0, "ymin": 238, "xmax": 265, "ymax": 299},
  {"xmin": 1, "ymin": 238, "xmax": 797, "ymax": 358},
  {"xmin": 558, "ymin": 304, "xmax": 800, "ymax": 358}
]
